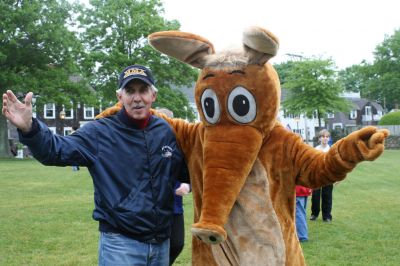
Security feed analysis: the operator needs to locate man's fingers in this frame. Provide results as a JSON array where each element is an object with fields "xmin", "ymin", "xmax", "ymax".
[
  {"xmin": 24, "ymin": 92, "xmax": 33, "ymax": 107},
  {"xmin": 6, "ymin": 90, "xmax": 18, "ymax": 103}
]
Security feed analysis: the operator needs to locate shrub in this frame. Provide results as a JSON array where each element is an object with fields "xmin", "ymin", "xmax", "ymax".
[{"xmin": 378, "ymin": 111, "xmax": 400, "ymax": 125}]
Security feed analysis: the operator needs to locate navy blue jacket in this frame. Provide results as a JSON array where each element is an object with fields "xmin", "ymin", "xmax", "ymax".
[{"xmin": 19, "ymin": 109, "xmax": 188, "ymax": 243}]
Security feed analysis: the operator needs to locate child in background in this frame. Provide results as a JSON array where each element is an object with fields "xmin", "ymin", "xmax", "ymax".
[
  {"xmin": 310, "ymin": 129, "xmax": 333, "ymax": 222},
  {"xmin": 295, "ymin": 185, "xmax": 312, "ymax": 242}
]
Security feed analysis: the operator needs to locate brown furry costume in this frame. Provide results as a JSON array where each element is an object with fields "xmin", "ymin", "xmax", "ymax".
[{"xmin": 97, "ymin": 26, "xmax": 389, "ymax": 266}]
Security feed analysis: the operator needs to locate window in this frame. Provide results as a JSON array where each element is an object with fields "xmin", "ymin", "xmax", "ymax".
[
  {"xmin": 64, "ymin": 103, "xmax": 74, "ymax": 119},
  {"xmin": 333, "ymin": 123, "xmax": 343, "ymax": 130},
  {"xmin": 313, "ymin": 110, "xmax": 318, "ymax": 119},
  {"xmin": 84, "ymin": 106, "xmax": 94, "ymax": 119},
  {"xmin": 64, "ymin": 127, "xmax": 73, "ymax": 136},
  {"xmin": 365, "ymin": 106, "xmax": 372, "ymax": 116},
  {"xmin": 44, "ymin": 103, "xmax": 55, "ymax": 119},
  {"xmin": 327, "ymin": 113, "xmax": 334, "ymax": 119},
  {"xmin": 350, "ymin": 110, "xmax": 357, "ymax": 119}
]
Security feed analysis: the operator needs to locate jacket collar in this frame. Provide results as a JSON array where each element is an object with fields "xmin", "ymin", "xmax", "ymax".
[{"xmin": 117, "ymin": 107, "xmax": 152, "ymax": 129}]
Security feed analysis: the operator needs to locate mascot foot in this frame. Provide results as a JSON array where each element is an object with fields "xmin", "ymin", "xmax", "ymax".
[{"xmin": 191, "ymin": 222, "xmax": 227, "ymax": 244}]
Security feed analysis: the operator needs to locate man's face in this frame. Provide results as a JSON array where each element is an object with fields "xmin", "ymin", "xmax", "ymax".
[{"xmin": 119, "ymin": 79, "xmax": 156, "ymax": 120}]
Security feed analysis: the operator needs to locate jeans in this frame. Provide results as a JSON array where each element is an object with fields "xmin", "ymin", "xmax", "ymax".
[
  {"xmin": 295, "ymin": 196, "xmax": 309, "ymax": 242},
  {"xmin": 98, "ymin": 232, "xmax": 169, "ymax": 266}
]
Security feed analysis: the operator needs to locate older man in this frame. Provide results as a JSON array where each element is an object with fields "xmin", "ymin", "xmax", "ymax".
[{"xmin": 2, "ymin": 65, "xmax": 188, "ymax": 266}]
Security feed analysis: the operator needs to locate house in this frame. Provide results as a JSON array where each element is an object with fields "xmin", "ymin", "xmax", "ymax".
[
  {"xmin": 278, "ymin": 89, "xmax": 323, "ymax": 144},
  {"xmin": 327, "ymin": 97, "xmax": 384, "ymax": 132},
  {"xmin": 7, "ymin": 99, "xmax": 102, "ymax": 156},
  {"xmin": 33, "ymin": 101, "xmax": 102, "ymax": 135}
]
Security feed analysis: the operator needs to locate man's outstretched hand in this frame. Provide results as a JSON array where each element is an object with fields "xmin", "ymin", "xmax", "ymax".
[{"xmin": 2, "ymin": 90, "xmax": 33, "ymax": 133}]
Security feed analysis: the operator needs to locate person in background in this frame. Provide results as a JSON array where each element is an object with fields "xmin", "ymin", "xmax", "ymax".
[
  {"xmin": 170, "ymin": 181, "xmax": 190, "ymax": 265},
  {"xmin": 2, "ymin": 64, "xmax": 189, "ymax": 266},
  {"xmin": 310, "ymin": 129, "xmax": 333, "ymax": 222},
  {"xmin": 295, "ymin": 185, "xmax": 312, "ymax": 242},
  {"xmin": 155, "ymin": 108, "xmax": 191, "ymax": 265},
  {"xmin": 71, "ymin": 125, "xmax": 80, "ymax": 171}
]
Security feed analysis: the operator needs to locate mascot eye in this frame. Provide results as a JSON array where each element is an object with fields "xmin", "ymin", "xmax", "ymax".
[
  {"xmin": 201, "ymin": 88, "xmax": 221, "ymax": 124},
  {"xmin": 227, "ymin": 86, "xmax": 256, "ymax": 124}
]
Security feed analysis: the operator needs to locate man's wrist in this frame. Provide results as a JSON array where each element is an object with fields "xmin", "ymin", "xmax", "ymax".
[
  {"xmin": 20, "ymin": 119, "xmax": 33, "ymax": 134},
  {"xmin": 19, "ymin": 118, "xmax": 39, "ymax": 137}
]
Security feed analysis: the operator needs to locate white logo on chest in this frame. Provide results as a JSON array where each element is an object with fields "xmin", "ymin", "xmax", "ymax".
[{"xmin": 161, "ymin": 145, "xmax": 173, "ymax": 158}]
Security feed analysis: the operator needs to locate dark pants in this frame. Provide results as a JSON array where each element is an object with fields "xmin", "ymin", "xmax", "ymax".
[
  {"xmin": 169, "ymin": 214, "xmax": 185, "ymax": 265},
  {"xmin": 311, "ymin": 184, "xmax": 333, "ymax": 220}
]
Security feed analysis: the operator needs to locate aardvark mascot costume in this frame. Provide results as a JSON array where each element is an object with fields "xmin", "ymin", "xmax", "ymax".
[{"xmin": 98, "ymin": 26, "xmax": 389, "ymax": 265}]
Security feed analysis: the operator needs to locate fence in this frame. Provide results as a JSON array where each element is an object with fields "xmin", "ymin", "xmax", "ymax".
[{"xmin": 377, "ymin": 125, "xmax": 400, "ymax": 136}]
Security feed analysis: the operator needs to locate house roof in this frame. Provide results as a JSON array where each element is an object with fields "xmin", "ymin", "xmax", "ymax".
[
  {"xmin": 331, "ymin": 112, "xmax": 356, "ymax": 126},
  {"xmin": 350, "ymin": 98, "xmax": 383, "ymax": 111}
]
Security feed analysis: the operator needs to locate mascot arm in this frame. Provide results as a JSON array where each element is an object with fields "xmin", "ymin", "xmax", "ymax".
[
  {"xmin": 95, "ymin": 103, "xmax": 197, "ymax": 156},
  {"xmin": 95, "ymin": 102, "xmax": 123, "ymax": 119},
  {"xmin": 272, "ymin": 126, "xmax": 389, "ymax": 188},
  {"xmin": 151, "ymin": 109, "xmax": 199, "ymax": 157}
]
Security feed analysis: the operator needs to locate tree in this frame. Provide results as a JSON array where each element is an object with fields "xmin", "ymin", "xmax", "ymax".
[
  {"xmin": 370, "ymin": 29, "xmax": 400, "ymax": 110},
  {"xmin": 378, "ymin": 111, "xmax": 400, "ymax": 125},
  {"xmin": 338, "ymin": 62, "xmax": 371, "ymax": 93},
  {"xmin": 0, "ymin": 0, "xmax": 93, "ymax": 157},
  {"xmin": 78, "ymin": 0, "xmax": 197, "ymax": 116},
  {"xmin": 339, "ymin": 29, "xmax": 400, "ymax": 111},
  {"xmin": 276, "ymin": 58, "xmax": 351, "ymax": 127}
]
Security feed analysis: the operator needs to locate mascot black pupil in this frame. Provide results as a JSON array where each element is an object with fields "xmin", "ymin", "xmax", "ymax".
[
  {"xmin": 204, "ymin": 98, "xmax": 215, "ymax": 117},
  {"xmin": 233, "ymin": 95, "xmax": 249, "ymax": 116}
]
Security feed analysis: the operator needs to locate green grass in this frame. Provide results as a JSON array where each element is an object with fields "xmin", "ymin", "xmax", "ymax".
[{"xmin": 1, "ymin": 150, "xmax": 399, "ymax": 265}]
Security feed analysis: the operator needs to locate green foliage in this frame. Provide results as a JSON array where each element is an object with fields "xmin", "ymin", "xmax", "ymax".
[
  {"xmin": 339, "ymin": 29, "xmax": 400, "ymax": 111},
  {"xmin": 0, "ymin": 0, "xmax": 94, "ymax": 102},
  {"xmin": 78, "ymin": 0, "xmax": 198, "ymax": 109},
  {"xmin": 330, "ymin": 128, "xmax": 347, "ymax": 144},
  {"xmin": 154, "ymin": 86, "xmax": 196, "ymax": 121},
  {"xmin": 0, "ymin": 0, "xmax": 198, "ymax": 156},
  {"xmin": 275, "ymin": 58, "xmax": 351, "ymax": 126},
  {"xmin": 0, "ymin": 0, "xmax": 97, "ymax": 157},
  {"xmin": 378, "ymin": 111, "xmax": 400, "ymax": 125},
  {"xmin": 371, "ymin": 29, "xmax": 400, "ymax": 110},
  {"xmin": 338, "ymin": 62, "xmax": 371, "ymax": 93}
]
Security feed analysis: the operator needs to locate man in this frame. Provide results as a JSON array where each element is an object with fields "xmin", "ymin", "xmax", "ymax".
[{"xmin": 2, "ymin": 65, "xmax": 188, "ymax": 265}]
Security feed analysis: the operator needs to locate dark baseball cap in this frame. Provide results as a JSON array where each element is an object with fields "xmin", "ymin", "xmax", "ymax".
[{"xmin": 118, "ymin": 65, "xmax": 155, "ymax": 90}]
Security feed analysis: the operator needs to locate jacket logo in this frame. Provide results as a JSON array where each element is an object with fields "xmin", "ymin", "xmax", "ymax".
[{"xmin": 161, "ymin": 146, "xmax": 173, "ymax": 158}]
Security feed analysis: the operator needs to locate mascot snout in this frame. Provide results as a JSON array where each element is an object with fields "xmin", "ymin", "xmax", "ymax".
[{"xmin": 191, "ymin": 125, "xmax": 262, "ymax": 244}]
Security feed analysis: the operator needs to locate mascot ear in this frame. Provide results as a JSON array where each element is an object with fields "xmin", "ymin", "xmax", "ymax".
[
  {"xmin": 148, "ymin": 31, "xmax": 215, "ymax": 69},
  {"xmin": 243, "ymin": 26, "xmax": 280, "ymax": 65}
]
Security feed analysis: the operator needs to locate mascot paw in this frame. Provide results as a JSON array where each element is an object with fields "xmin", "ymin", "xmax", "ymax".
[
  {"xmin": 191, "ymin": 222, "xmax": 227, "ymax": 245},
  {"xmin": 340, "ymin": 126, "xmax": 389, "ymax": 162}
]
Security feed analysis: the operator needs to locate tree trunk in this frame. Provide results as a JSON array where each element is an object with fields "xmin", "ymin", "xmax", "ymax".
[
  {"xmin": 0, "ymin": 115, "xmax": 12, "ymax": 158},
  {"xmin": 317, "ymin": 109, "xmax": 322, "ymax": 129}
]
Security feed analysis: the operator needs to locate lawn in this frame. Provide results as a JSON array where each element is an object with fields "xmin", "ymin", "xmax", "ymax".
[{"xmin": 0, "ymin": 150, "xmax": 399, "ymax": 265}]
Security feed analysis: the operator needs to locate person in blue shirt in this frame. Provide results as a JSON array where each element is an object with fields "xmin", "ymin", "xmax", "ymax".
[
  {"xmin": 170, "ymin": 181, "xmax": 191, "ymax": 265},
  {"xmin": 154, "ymin": 108, "xmax": 191, "ymax": 265},
  {"xmin": 2, "ymin": 65, "xmax": 189, "ymax": 266}
]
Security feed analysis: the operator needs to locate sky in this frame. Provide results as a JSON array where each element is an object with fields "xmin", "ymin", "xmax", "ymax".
[{"xmin": 161, "ymin": 0, "xmax": 399, "ymax": 69}]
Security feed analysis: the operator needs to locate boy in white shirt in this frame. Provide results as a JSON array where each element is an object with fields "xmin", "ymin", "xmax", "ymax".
[{"xmin": 310, "ymin": 129, "xmax": 333, "ymax": 222}]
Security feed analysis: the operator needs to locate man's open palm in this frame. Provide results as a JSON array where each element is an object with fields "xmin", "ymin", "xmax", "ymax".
[{"xmin": 2, "ymin": 90, "xmax": 33, "ymax": 133}]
